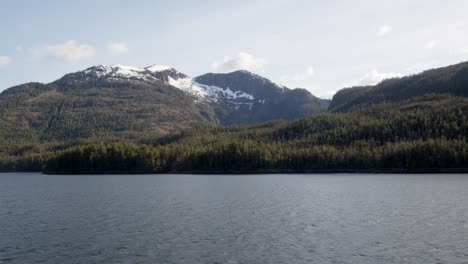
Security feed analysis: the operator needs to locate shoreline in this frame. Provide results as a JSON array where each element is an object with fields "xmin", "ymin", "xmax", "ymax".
[{"xmin": 34, "ymin": 168, "xmax": 468, "ymax": 175}]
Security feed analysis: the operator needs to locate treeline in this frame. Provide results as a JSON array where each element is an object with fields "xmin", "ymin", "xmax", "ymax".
[
  {"xmin": 43, "ymin": 139, "xmax": 468, "ymax": 174},
  {"xmin": 2, "ymin": 95, "xmax": 468, "ymax": 173},
  {"xmin": 43, "ymin": 96, "xmax": 468, "ymax": 173},
  {"xmin": 0, "ymin": 153, "xmax": 44, "ymax": 172}
]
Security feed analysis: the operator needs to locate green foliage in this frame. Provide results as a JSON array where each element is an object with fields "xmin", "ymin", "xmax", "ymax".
[
  {"xmin": 0, "ymin": 74, "xmax": 329, "ymax": 145},
  {"xmin": 0, "ymin": 79, "xmax": 216, "ymax": 143},
  {"xmin": 1, "ymin": 61, "xmax": 468, "ymax": 173},
  {"xmin": 329, "ymin": 61, "xmax": 468, "ymax": 112},
  {"xmin": 41, "ymin": 96, "xmax": 468, "ymax": 173}
]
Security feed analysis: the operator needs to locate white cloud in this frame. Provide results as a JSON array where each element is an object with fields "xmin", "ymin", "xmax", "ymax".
[
  {"xmin": 293, "ymin": 66, "xmax": 316, "ymax": 81},
  {"xmin": 281, "ymin": 66, "xmax": 316, "ymax": 82},
  {"xmin": 424, "ymin": 40, "xmax": 436, "ymax": 49},
  {"xmin": 461, "ymin": 47, "xmax": 468, "ymax": 54},
  {"xmin": 108, "ymin": 42, "xmax": 129, "ymax": 54},
  {"xmin": 16, "ymin": 45, "xmax": 23, "ymax": 52},
  {"xmin": 376, "ymin": 25, "xmax": 393, "ymax": 37},
  {"xmin": 0, "ymin": 56, "xmax": 11, "ymax": 68},
  {"xmin": 37, "ymin": 40, "xmax": 96, "ymax": 62},
  {"xmin": 211, "ymin": 52, "xmax": 267, "ymax": 73},
  {"xmin": 356, "ymin": 70, "xmax": 402, "ymax": 86}
]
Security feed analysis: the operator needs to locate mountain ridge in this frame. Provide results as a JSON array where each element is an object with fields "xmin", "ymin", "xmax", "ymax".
[
  {"xmin": 1, "ymin": 60, "xmax": 468, "ymax": 172},
  {"xmin": 0, "ymin": 64, "xmax": 330, "ymax": 143},
  {"xmin": 329, "ymin": 60, "xmax": 468, "ymax": 112}
]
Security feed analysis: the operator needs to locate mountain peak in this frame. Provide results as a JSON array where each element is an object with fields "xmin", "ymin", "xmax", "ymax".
[
  {"xmin": 73, "ymin": 64, "xmax": 188, "ymax": 83},
  {"xmin": 145, "ymin": 65, "xmax": 174, "ymax": 73},
  {"xmin": 232, "ymin": 69, "xmax": 255, "ymax": 74},
  {"xmin": 218, "ymin": 69, "xmax": 261, "ymax": 78},
  {"xmin": 82, "ymin": 64, "xmax": 151, "ymax": 80},
  {"xmin": 85, "ymin": 64, "xmax": 177, "ymax": 75}
]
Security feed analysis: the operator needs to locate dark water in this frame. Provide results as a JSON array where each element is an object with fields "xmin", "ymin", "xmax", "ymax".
[{"xmin": 1, "ymin": 174, "xmax": 468, "ymax": 264}]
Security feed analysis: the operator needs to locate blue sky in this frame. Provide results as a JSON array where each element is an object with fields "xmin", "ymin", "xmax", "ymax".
[{"xmin": 1, "ymin": 0, "xmax": 468, "ymax": 98}]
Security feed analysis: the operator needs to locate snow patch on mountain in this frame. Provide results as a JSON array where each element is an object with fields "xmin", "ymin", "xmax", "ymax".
[
  {"xmin": 111, "ymin": 65, "xmax": 147, "ymax": 78},
  {"xmin": 85, "ymin": 65, "xmax": 157, "ymax": 81},
  {"xmin": 168, "ymin": 77, "xmax": 210, "ymax": 99},
  {"xmin": 82, "ymin": 64, "xmax": 256, "ymax": 104},
  {"xmin": 168, "ymin": 76, "xmax": 255, "ymax": 102},
  {"xmin": 145, "ymin": 65, "xmax": 173, "ymax": 73},
  {"xmin": 201, "ymin": 84, "xmax": 255, "ymax": 100}
]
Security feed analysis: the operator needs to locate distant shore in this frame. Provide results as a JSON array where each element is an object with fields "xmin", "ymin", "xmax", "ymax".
[{"xmin": 37, "ymin": 168, "xmax": 468, "ymax": 175}]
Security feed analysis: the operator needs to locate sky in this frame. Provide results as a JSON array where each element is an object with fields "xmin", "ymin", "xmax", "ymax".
[{"xmin": 1, "ymin": 0, "xmax": 468, "ymax": 98}]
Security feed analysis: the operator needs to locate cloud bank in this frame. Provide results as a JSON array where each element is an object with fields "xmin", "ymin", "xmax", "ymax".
[
  {"xmin": 38, "ymin": 40, "xmax": 96, "ymax": 62},
  {"xmin": 212, "ymin": 52, "xmax": 267, "ymax": 73}
]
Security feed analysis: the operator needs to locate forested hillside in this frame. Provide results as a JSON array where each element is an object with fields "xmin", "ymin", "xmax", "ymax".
[
  {"xmin": 37, "ymin": 95, "xmax": 468, "ymax": 173},
  {"xmin": 0, "ymin": 65, "xmax": 329, "ymax": 148},
  {"xmin": 0, "ymin": 79, "xmax": 215, "ymax": 143},
  {"xmin": 329, "ymin": 61, "xmax": 468, "ymax": 112},
  {"xmin": 1, "ymin": 61, "xmax": 468, "ymax": 173}
]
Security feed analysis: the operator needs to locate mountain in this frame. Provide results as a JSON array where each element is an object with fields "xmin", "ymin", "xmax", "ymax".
[
  {"xmin": 0, "ymin": 64, "xmax": 329, "ymax": 144},
  {"xmin": 44, "ymin": 94, "xmax": 468, "ymax": 174},
  {"xmin": 194, "ymin": 70, "xmax": 330, "ymax": 124},
  {"xmin": 2, "ymin": 61, "xmax": 468, "ymax": 173},
  {"xmin": 329, "ymin": 61, "xmax": 468, "ymax": 112}
]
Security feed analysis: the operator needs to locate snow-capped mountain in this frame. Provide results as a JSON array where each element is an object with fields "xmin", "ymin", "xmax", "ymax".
[
  {"xmin": 0, "ymin": 63, "xmax": 330, "ymax": 141},
  {"xmin": 66, "ymin": 64, "xmax": 258, "ymax": 104},
  {"xmin": 195, "ymin": 70, "xmax": 287, "ymax": 100},
  {"xmin": 51, "ymin": 63, "xmax": 330, "ymax": 124},
  {"xmin": 78, "ymin": 64, "xmax": 186, "ymax": 83}
]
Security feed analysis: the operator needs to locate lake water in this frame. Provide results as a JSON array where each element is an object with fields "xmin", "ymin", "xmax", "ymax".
[{"xmin": 1, "ymin": 173, "xmax": 467, "ymax": 264}]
